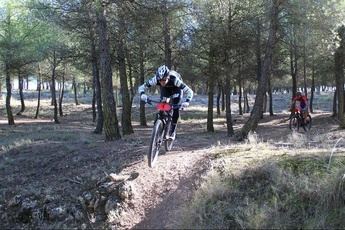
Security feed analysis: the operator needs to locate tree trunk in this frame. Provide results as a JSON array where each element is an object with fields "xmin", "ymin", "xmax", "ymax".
[
  {"xmin": 256, "ymin": 18, "xmax": 262, "ymax": 82},
  {"xmin": 35, "ymin": 64, "xmax": 42, "ymax": 119},
  {"xmin": 88, "ymin": 5, "xmax": 103, "ymax": 133},
  {"xmin": 303, "ymin": 43, "xmax": 307, "ymax": 95},
  {"xmin": 225, "ymin": 1, "xmax": 234, "ymax": 136},
  {"xmin": 335, "ymin": 38, "xmax": 345, "ymax": 127},
  {"xmin": 58, "ymin": 65, "xmax": 65, "ymax": 117},
  {"xmin": 17, "ymin": 70, "xmax": 25, "ymax": 115},
  {"xmin": 50, "ymin": 81, "xmax": 54, "ymax": 106},
  {"xmin": 162, "ymin": 0, "xmax": 172, "ymax": 68},
  {"xmin": 221, "ymin": 87, "xmax": 225, "ymax": 112},
  {"xmin": 235, "ymin": 0, "xmax": 281, "ymax": 140},
  {"xmin": 244, "ymin": 90, "xmax": 250, "ymax": 113},
  {"xmin": 51, "ymin": 51, "xmax": 59, "ymax": 124},
  {"xmin": 216, "ymin": 82, "xmax": 221, "ymax": 116},
  {"xmin": 139, "ymin": 41, "xmax": 147, "ymax": 126},
  {"xmin": 93, "ymin": 57, "xmax": 103, "ymax": 133},
  {"xmin": 207, "ymin": 38, "xmax": 216, "ymax": 132},
  {"xmin": 207, "ymin": 76, "xmax": 214, "ymax": 132},
  {"xmin": 83, "ymin": 81, "xmax": 87, "ymax": 96},
  {"xmin": 268, "ymin": 75, "xmax": 274, "ymax": 116},
  {"xmin": 72, "ymin": 77, "xmax": 79, "ymax": 106},
  {"xmin": 262, "ymin": 93, "xmax": 267, "ymax": 117},
  {"xmin": 238, "ymin": 75, "xmax": 243, "ymax": 115},
  {"xmin": 92, "ymin": 76, "xmax": 96, "ymax": 122},
  {"xmin": 333, "ymin": 90, "xmax": 337, "ymax": 117},
  {"xmin": 290, "ymin": 25, "xmax": 298, "ymax": 96},
  {"xmin": 310, "ymin": 58, "xmax": 315, "ymax": 113},
  {"xmin": 97, "ymin": 4, "xmax": 121, "ymax": 141},
  {"xmin": 118, "ymin": 5, "xmax": 134, "ymax": 135},
  {"xmin": 5, "ymin": 63, "xmax": 14, "ymax": 125},
  {"xmin": 125, "ymin": 46, "xmax": 135, "ymax": 99},
  {"xmin": 226, "ymin": 75, "xmax": 234, "ymax": 136}
]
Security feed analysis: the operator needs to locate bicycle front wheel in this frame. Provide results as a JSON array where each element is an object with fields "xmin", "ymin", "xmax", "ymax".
[
  {"xmin": 164, "ymin": 122, "xmax": 176, "ymax": 152},
  {"xmin": 148, "ymin": 119, "xmax": 164, "ymax": 167},
  {"xmin": 289, "ymin": 115, "xmax": 299, "ymax": 131}
]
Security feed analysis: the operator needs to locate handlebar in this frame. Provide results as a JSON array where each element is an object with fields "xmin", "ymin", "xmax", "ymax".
[{"xmin": 146, "ymin": 97, "xmax": 183, "ymax": 110}]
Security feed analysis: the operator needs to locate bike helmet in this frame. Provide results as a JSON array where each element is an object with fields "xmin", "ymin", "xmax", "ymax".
[{"xmin": 156, "ymin": 65, "xmax": 169, "ymax": 80}]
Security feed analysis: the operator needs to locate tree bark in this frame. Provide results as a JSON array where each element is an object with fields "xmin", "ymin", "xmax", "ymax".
[
  {"xmin": 225, "ymin": 0, "xmax": 234, "ymax": 136},
  {"xmin": 221, "ymin": 87, "xmax": 225, "ymax": 112},
  {"xmin": 290, "ymin": 29, "xmax": 298, "ymax": 97},
  {"xmin": 256, "ymin": 18, "xmax": 262, "ymax": 82},
  {"xmin": 225, "ymin": 70, "xmax": 234, "ymax": 136},
  {"xmin": 125, "ymin": 46, "xmax": 135, "ymax": 99},
  {"xmin": 334, "ymin": 32, "xmax": 345, "ymax": 127},
  {"xmin": 58, "ymin": 65, "xmax": 65, "ymax": 117},
  {"xmin": 139, "ymin": 41, "xmax": 147, "ymax": 126},
  {"xmin": 83, "ymin": 81, "xmax": 87, "ymax": 96},
  {"xmin": 162, "ymin": 0, "xmax": 172, "ymax": 68},
  {"xmin": 268, "ymin": 75, "xmax": 274, "ymax": 116},
  {"xmin": 72, "ymin": 77, "xmax": 79, "ymax": 106},
  {"xmin": 238, "ymin": 72, "xmax": 243, "ymax": 115},
  {"xmin": 5, "ymin": 63, "xmax": 14, "ymax": 125},
  {"xmin": 262, "ymin": 93, "xmax": 267, "ymax": 117},
  {"xmin": 97, "ymin": 3, "xmax": 121, "ymax": 141},
  {"xmin": 244, "ymin": 90, "xmax": 250, "ymax": 113},
  {"xmin": 303, "ymin": 42, "xmax": 307, "ymax": 95},
  {"xmin": 51, "ymin": 50, "xmax": 59, "ymax": 124},
  {"xmin": 310, "ymin": 57, "xmax": 315, "ymax": 113},
  {"xmin": 333, "ymin": 90, "xmax": 337, "ymax": 117},
  {"xmin": 235, "ymin": 0, "xmax": 281, "ymax": 140},
  {"xmin": 207, "ymin": 75, "xmax": 215, "ymax": 132},
  {"xmin": 92, "ymin": 75, "xmax": 97, "ymax": 122},
  {"xmin": 17, "ymin": 70, "xmax": 25, "ymax": 115},
  {"xmin": 207, "ymin": 39, "xmax": 216, "ymax": 132},
  {"xmin": 87, "ymin": 5, "xmax": 103, "ymax": 133},
  {"xmin": 118, "ymin": 5, "xmax": 134, "ymax": 135},
  {"xmin": 35, "ymin": 63, "xmax": 42, "ymax": 119},
  {"xmin": 216, "ymin": 82, "xmax": 221, "ymax": 116}
]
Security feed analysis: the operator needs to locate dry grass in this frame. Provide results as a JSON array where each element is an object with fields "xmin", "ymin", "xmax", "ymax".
[{"xmin": 177, "ymin": 137, "xmax": 345, "ymax": 229}]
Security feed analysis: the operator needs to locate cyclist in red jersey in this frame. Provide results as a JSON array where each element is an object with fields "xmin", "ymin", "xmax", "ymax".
[{"xmin": 290, "ymin": 91, "xmax": 309, "ymax": 123}]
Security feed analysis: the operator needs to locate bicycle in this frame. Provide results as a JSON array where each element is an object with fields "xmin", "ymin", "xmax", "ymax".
[
  {"xmin": 289, "ymin": 108, "xmax": 312, "ymax": 132},
  {"xmin": 146, "ymin": 97, "xmax": 181, "ymax": 167}
]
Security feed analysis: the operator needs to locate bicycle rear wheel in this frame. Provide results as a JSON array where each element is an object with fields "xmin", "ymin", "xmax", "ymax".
[
  {"xmin": 289, "ymin": 115, "xmax": 299, "ymax": 131},
  {"xmin": 164, "ymin": 122, "xmax": 176, "ymax": 152},
  {"xmin": 148, "ymin": 119, "xmax": 164, "ymax": 167}
]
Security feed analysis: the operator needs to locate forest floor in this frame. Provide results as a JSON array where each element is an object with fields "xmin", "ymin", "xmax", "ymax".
[{"xmin": 0, "ymin": 94, "xmax": 343, "ymax": 229}]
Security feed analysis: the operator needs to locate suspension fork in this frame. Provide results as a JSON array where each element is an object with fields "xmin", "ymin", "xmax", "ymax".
[{"xmin": 154, "ymin": 112, "xmax": 168, "ymax": 141}]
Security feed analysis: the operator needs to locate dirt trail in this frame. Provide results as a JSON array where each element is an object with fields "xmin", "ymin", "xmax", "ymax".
[{"xmin": 117, "ymin": 149, "xmax": 210, "ymax": 229}]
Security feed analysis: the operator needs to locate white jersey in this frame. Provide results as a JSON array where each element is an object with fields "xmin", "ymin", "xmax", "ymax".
[{"xmin": 138, "ymin": 70, "xmax": 193, "ymax": 102}]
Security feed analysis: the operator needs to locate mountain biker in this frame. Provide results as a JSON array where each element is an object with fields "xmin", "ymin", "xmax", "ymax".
[
  {"xmin": 291, "ymin": 91, "xmax": 309, "ymax": 123},
  {"xmin": 139, "ymin": 65, "xmax": 194, "ymax": 140}
]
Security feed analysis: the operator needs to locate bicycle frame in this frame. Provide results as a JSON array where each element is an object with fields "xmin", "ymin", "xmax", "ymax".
[
  {"xmin": 289, "ymin": 108, "xmax": 311, "ymax": 132},
  {"xmin": 147, "ymin": 98, "xmax": 180, "ymax": 167}
]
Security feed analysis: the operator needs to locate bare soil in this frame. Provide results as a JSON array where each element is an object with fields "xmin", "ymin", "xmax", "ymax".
[{"xmin": 0, "ymin": 98, "xmax": 340, "ymax": 229}]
